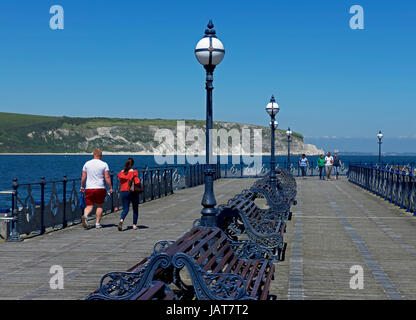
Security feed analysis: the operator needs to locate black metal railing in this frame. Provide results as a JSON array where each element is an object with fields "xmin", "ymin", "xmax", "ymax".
[
  {"xmin": 0, "ymin": 163, "xmax": 221, "ymax": 241},
  {"xmin": 219, "ymin": 161, "xmax": 349, "ymax": 178},
  {"xmin": 348, "ymin": 164, "xmax": 416, "ymax": 215}
]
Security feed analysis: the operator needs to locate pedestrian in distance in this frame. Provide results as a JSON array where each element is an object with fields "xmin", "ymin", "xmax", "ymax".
[
  {"xmin": 299, "ymin": 154, "xmax": 309, "ymax": 178},
  {"xmin": 333, "ymin": 153, "xmax": 342, "ymax": 180},
  {"xmin": 117, "ymin": 158, "xmax": 141, "ymax": 231},
  {"xmin": 80, "ymin": 148, "xmax": 113, "ymax": 229},
  {"xmin": 317, "ymin": 154, "xmax": 326, "ymax": 180},
  {"xmin": 325, "ymin": 151, "xmax": 334, "ymax": 181}
]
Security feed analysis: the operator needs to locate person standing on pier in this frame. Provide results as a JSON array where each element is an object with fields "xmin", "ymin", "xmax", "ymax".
[
  {"xmin": 333, "ymin": 153, "xmax": 342, "ymax": 180},
  {"xmin": 80, "ymin": 148, "xmax": 113, "ymax": 229},
  {"xmin": 299, "ymin": 154, "xmax": 309, "ymax": 178},
  {"xmin": 324, "ymin": 151, "xmax": 334, "ymax": 181},
  {"xmin": 317, "ymin": 154, "xmax": 325, "ymax": 180},
  {"xmin": 117, "ymin": 158, "xmax": 141, "ymax": 231}
]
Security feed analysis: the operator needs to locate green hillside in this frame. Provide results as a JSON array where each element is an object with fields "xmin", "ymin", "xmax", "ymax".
[{"xmin": 0, "ymin": 112, "xmax": 304, "ymax": 153}]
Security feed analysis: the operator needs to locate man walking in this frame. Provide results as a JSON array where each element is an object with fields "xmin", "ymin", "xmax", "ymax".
[
  {"xmin": 325, "ymin": 151, "xmax": 334, "ymax": 181},
  {"xmin": 80, "ymin": 148, "xmax": 113, "ymax": 229}
]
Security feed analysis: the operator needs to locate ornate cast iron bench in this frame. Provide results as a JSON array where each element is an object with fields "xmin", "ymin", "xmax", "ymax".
[
  {"xmin": 86, "ymin": 226, "xmax": 275, "ymax": 300},
  {"xmin": 251, "ymin": 174, "xmax": 297, "ymax": 221},
  {"xmin": 215, "ymin": 191, "xmax": 286, "ymax": 261}
]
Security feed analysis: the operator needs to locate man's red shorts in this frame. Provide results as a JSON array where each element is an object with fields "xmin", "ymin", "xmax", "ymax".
[{"xmin": 85, "ymin": 189, "xmax": 107, "ymax": 206}]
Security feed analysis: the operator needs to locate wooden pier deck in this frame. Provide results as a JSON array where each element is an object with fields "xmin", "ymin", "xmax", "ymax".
[
  {"xmin": 272, "ymin": 176, "xmax": 416, "ymax": 300},
  {"xmin": 1, "ymin": 177, "xmax": 415, "ymax": 300}
]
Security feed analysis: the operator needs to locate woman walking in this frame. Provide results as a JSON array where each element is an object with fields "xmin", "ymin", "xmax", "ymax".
[
  {"xmin": 325, "ymin": 152, "xmax": 334, "ymax": 181},
  {"xmin": 317, "ymin": 154, "xmax": 325, "ymax": 180},
  {"xmin": 117, "ymin": 158, "xmax": 141, "ymax": 231},
  {"xmin": 299, "ymin": 154, "xmax": 309, "ymax": 178}
]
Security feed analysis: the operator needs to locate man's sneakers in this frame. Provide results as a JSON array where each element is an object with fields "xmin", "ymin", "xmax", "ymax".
[
  {"xmin": 118, "ymin": 220, "xmax": 123, "ymax": 231},
  {"xmin": 82, "ymin": 216, "xmax": 103, "ymax": 229},
  {"xmin": 81, "ymin": 215, "xmax": 88, "ymax": 229}
]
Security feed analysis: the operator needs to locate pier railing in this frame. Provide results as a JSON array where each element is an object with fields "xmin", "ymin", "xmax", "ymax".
[
  {"xmin": 0, "ymin": 163, "xmax": 221, "ymax": 241},
  {"xmin": 348, "ymin": 164, "xmax": 416, "ymax": 215}
]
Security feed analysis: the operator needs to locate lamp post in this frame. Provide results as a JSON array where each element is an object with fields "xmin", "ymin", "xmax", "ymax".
[
  {"xmin": 266, "ymin": 96, "xmax": 280, "ymax": 189},
  {"xmin": 194, "ymin": 20, "xmax": 225, "ymax": 227},
  {"xmin": 286, "ymin": 127, "xmax": 292, "ymax": 170},
  {"xmin": 377, "ymin": 130, "xmax": 383, "ymax": 165}
]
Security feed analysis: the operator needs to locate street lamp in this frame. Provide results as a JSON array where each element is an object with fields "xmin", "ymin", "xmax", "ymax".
[
  {"xmin": 195, "ymin": 20, "xmax": 225, "ymax": 227},
  {"xmin": 286, "ymin": 127, "xmax": 292, "ymax": 170},
  {"xmin": 377, "ymin": 130, "xmax": 383, "ymax": 165},
  {"xmin": 266, "ymin": 95, "xmax": 280, "ymax": 189}
]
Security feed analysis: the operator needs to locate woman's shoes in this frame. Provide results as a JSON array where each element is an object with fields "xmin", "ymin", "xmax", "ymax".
[{"xmin": 118, "ymin": 220, "xmax": 138, "ymax": 231}]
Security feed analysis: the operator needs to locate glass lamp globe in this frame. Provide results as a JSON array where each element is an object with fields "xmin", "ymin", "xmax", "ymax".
[
  {"xmin": 195, "ymin": 20, "xmax": 225, "ymax": 67},
  {"xmin": 286, "ymin": 128, "xmax": 292, "ymax": 137},
  {"xmin": 269, "ymin": 120, "xmax": 278, "ymax": 128},
  {"xmin": 266, "ymin": 95, "xmax": 279, "ymax": 116},
  {"xmin": 377, "ymin": 130, "xmax": 383, "ymax": 140}
]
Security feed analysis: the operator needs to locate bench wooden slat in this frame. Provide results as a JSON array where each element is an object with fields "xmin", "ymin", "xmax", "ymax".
[
  {"xmin": 260, "ymin": 263, "xmax": 275, "ymax": 300},
  {"xmin": 244, "ymin": 260, "xmax": 260, "ymax": 291},
  {"xmin": 249, "ymin": 260, "xmax": 269, "ymax": 297},
  {"xmin": 169, "ymin": 228, "xmax": 211, "ymax": 255},
  {"xmin": 196, "ymin": 235, "xmax": 226, "ymax": 265},
  {"xmin": 203, "ymin": 242, "xmax": 230, "ymax": 271},
  {"xmin": 212, "ymin": 248, "xmax": 234, "ymax": 273},
  {"xmin": 186, "ymin": 228, "xmax": 221, "ymax": 257},
  {"xmin": 223, "ymin": 255, "xmax": 239, "ymax": 273}
]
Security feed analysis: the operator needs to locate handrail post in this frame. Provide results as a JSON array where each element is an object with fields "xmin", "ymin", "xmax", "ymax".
[
  {"xmin": 170, "ymin": 168, "xmax": 174, "ymax": 194},
  {"xmin": 63, "ymin": 175, "xmax": 67, "ymax": 228},
  {"xmin": 395, "ymin": 170, "xmax": 400, "ymax": 206},
  {"xmin": 190, "ymin": 165, "xmax": 193, "ymax": 187},
  {"xmin": 240, "ymin": 161, "xmax": 243, "ymax": 178},
  {"xmin": 142, "ymin": 170, "xmax": 146, "ymax": 203},
  {"xmin": 40, "ymin": 177, "xmax": 46, "ymax": 235},
  {"xmin": 157, "ymin": 169, "xmax": 161, "ymax": 197},
  {"xmin": 164, "ymin": 168, "xmax": 168, "ymax": 196},
  {"xmin": 184, "ymin": 165, "xmax": 188, "ymax": 188},
  {"xmin": 407, "ymin": 174, "xmax": 413, "ymax": 213},
  {"xmin": 7, "ymin": 178, "xmax": 22, "ymax": 242},
  {"xmin": 400, "ymin": 171, "xmax": 405, "ymax": 209},
  {"xmin": 390, "ymin": 169, "xmax": 394, "ymax": 203},
  {"xmin": 150, "ymin": 169, "xmax": 154, "ymax": 200},
  {"xmin": 110, "ymin": 171, "xmax": 114, "ymax": 212}
]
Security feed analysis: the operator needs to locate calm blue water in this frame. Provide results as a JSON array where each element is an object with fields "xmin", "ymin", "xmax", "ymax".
[{"xmin": 0, "ymin": 154, "xmax": 415, "ymax": 209}]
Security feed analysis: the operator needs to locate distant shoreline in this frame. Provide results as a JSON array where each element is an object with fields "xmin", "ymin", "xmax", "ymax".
[
  {"xmin": 0, "ymin": 152, "xmax": 322, "ymax": 156},
  {"xmin": 1, "ymin": 153, "xmax": 415, "ymax": 156}
]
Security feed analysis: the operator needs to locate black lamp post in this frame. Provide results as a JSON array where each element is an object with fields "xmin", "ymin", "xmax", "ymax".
[
  {"xmin": 194, "ymin": 20, "xmax": 225, "ymax": 227},
  {"xmin": 377, "ymin": 130, "xmax": 383, "ymax": 165},
  {"xmin": 286, "ymin": 127, "xmax": 292, "ymax": 170},
  {"xmin": 266, "ymin": 95, "xmax": 280, "ymax": 189}
]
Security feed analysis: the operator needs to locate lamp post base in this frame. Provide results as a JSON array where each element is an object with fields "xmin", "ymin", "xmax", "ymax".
[{"xmin": 200, "ymin": 167, "xmax": 217, "ymax": 227}]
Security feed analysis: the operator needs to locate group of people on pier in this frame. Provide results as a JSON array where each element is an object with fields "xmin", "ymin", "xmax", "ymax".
[
  {"xmin": 79, "ymin": 148, "xmax": 343, "ymax": 230},
  {"xmin": 299, "ymin": 152, "xmax": 342, "ymax": 181}
]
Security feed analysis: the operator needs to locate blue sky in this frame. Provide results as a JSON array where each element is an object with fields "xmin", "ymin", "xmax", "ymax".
[{"xmin": 0, "ymin": 0, "xmax": 415, "ymax": 152}]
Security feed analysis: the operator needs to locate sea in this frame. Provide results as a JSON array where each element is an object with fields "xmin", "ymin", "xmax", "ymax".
[{"xmin": 0, "ymin": 154, "xmax": 415, "ymax": 209}]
